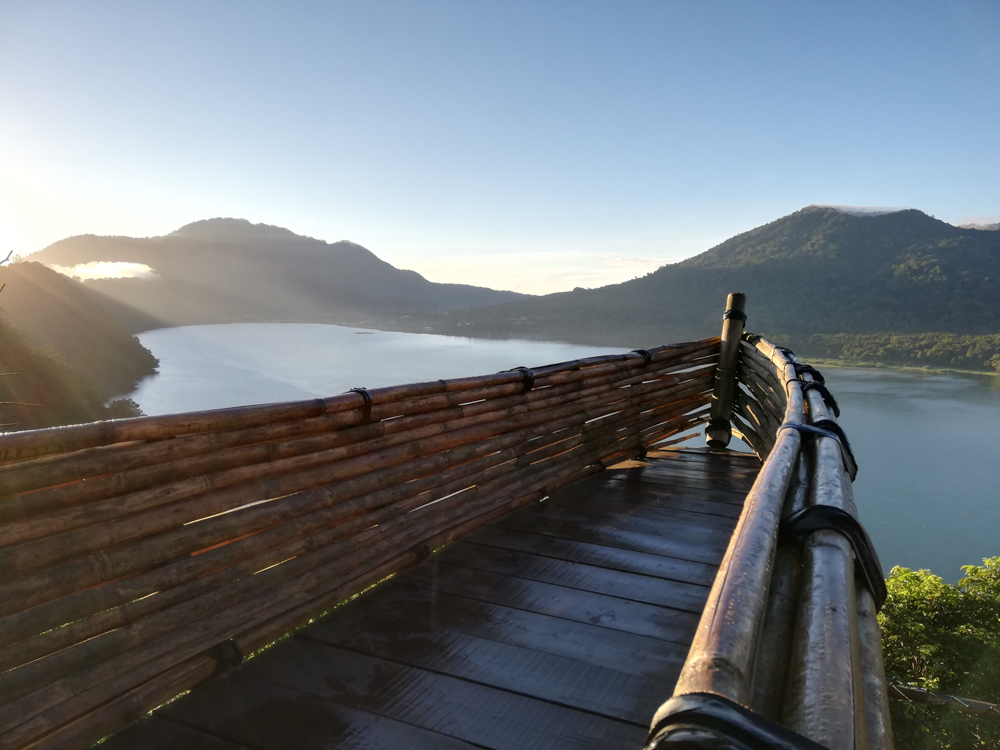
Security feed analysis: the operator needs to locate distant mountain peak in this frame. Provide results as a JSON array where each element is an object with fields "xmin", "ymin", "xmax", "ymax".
[
  {"xmin": 806, "ymin": 204, "xmax": 911, "ymax": 217},
  {"xmin": 170, "ymin": 218, "xmax": 306, "ymax": 241}
]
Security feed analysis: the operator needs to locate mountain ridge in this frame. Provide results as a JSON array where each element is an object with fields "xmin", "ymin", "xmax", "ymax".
[
  {"xmin": 33, "ymin": 219, "xmax": 528, "ymax": 330},
  {"xmin": 403, "ymin": 206, "xmax": 1000, "ymax": 346}
]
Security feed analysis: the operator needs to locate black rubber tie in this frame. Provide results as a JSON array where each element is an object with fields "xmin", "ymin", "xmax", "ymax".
[
  {"xmin": 778, "ymin": 421, "xmax": 858, "ymax": 481},
  {"xmin": 205, "ymin": 639, "xmax": 244, "ymax": 678},
  {"xmin": 647, "ymin": 692, "xmax": 830, "ymax": 750},
  {"xmin": 781, "ymin": 504, "xmax": 888, "ymax": 609},
  {"xmin": 723, "ymin": 308, "xmax": 747, "ymax": 323},
  {"xmin": 792, "ymin": 362, "xmax": 826, "ymax": 385},
  {"xmin": 349, "ymin": 387, "xmax": 373, "ymax": 423},
  {"xmin": 513, "ymin": 367, "xmax": 535, "ymax": 391},
  {"xmin": 631, "ymin": 349, "xmax": 653, "ymax": 366},
  {"xmin": 799, "ymin": 380, "xmax": 840, "ymax": 417}
]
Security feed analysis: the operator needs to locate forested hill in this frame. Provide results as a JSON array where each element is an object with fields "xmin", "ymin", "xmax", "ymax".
[
  {"xmin": 422, "ymin": 206, "xmax": 1000, "ymax": 346},
  {"xmin": 0, "ymin": 262, "xmax": 158, "ymax": 429},
  {"xmin": 31, "ymin": 219, "xmax": 526, "ymax": 330}
]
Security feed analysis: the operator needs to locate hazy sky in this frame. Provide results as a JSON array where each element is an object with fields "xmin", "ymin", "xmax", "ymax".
[{"xmin": 2, "ymin": 1, "xmax": 998, "ymax": 294}]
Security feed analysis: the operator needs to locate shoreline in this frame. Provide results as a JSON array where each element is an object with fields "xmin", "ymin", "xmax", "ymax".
[{"xmin": 803, "ymin": 357, "xmax": 1000, "ymax": 378}]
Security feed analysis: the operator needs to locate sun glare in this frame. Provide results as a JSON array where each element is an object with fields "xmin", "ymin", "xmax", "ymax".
[{"xmin": 48, "ymin": 261, "xmax": 158, "ymax": 280}]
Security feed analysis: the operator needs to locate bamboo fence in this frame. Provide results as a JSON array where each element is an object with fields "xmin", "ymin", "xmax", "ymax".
[
  {"xmin": 647, "ymin": 302, "xmax": 893, "ymax": 750},
  {"xmin": 0, "ymin": 338, "xmax": 718, "ymax": 749}
]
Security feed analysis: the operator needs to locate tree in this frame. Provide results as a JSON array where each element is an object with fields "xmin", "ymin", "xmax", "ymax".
[{"xmin": 879, "ymin": 559, "xmax": 1000, "ymax": 748}]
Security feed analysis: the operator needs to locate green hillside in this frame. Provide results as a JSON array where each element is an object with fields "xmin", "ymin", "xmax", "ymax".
[
  {"xmin": 0, "ymin": 262, "xmax": 158, "ymax": 430},
  {"xmin": 412, "ymin": 206, "xmax": 1000, "ymax": 350}
]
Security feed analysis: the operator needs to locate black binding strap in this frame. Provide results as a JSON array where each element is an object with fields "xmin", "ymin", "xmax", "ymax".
[
  {"xmin": 513, "ymin": 367, "xmax": 535, "ymax": 391},
  {"xmin": 631, "ymin": 349, "xmax": 653, "ymax": 366},
  {"xmin": 792, "ymin": 362, "xmax": 826, "ymax": 385},
  {"xmin": 776, "ymin": 346, "xmax": 797, "ymax": 359},
  {"xmin": 778, "ymin": 420, "xmax": 858, "ymax": 481},
  {"xmin": 647, "ymin": 693, "xmax": 830, "ymax": 750},
  {"xmin": 781, "ymin": 504, "xmax": 888, "ymax": 609},
  {"xmin": 724, "ymin": 309, "xmax": 748, "ymax": 323},
  {"xmin": 349, "ymin": 387, "xmax": 373, "ymax": 423},
  {"xmin": 205, "ymin": 639, "xmax": 244, "ymax": 677},
  {"xmin": 798, "ymin": 380, "xmax": 840, "ymax": 417}
]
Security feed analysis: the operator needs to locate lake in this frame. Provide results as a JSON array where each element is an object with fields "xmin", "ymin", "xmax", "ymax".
[{"xmin": 130, "ymin": 323, "xmax": 1000, "ymax": 582}]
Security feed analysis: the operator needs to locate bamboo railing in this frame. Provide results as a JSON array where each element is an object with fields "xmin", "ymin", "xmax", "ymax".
[
  {"xmin": 646, "ymin": 298, "xmax": 893, "ymax": 750},
  {"xmin": 0, "ymin": 338, "xmax": 719, "ymax": 749}
]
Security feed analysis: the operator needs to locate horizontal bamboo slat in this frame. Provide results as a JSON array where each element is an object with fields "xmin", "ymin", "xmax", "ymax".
[{"xmin": 0, "ymin": 336, "xmax": 719, "ymax": 750}]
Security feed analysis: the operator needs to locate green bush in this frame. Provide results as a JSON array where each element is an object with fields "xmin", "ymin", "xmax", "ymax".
[{"xmin": 879, "ymin": 559, "xmax": 1000, "ymax": 748}]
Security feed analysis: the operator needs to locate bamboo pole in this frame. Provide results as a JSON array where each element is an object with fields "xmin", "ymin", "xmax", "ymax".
[
  {"xmin": 749, "ymin": 450, "xmax": 808, "ymax": 720},
  {"xmin": 0, "ymin": 346, "xmax": 717, "ymax": 510},
  {"xmin": 781, "ymin": 386, "xmax": 869, "ymax": 750},
  {"xmin": 0, "ymin": 338, "xmax": 717, "ymax": 467},
  {"xmin": 0, "ymin": 371, "xmax": 713, "ymax": 583},
  {"xmin": 857, "ymin": 587, "xmax": 894, "ymax": 750},
  {"xmin": 0, "ymin": 425, "xmax": 635, "ymax": 738},
  {"xmin": 659, "ymin": 343, "xmax": 802, "ymax": 710},
  {"xmin": 705, "ymin": 293, "xmax": 747, "ymax": 449},
  {"xmin": 0, "ymin": 384, "xmax": 711, "ymax": 654}
]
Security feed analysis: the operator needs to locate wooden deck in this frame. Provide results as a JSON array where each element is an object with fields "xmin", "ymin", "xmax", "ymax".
[{"xmin": 102, "ymin": 447, "xmax": 760, "ymax": 750}]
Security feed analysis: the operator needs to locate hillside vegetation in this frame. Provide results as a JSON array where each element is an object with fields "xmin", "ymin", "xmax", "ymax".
[
  {"xmin": 408, "ymin": 207, "xmax": 1000, "ymax": 355},
  {"xmin": 32, "ymin": 219, "xmax": 526, "ymax": 330},
  {"xmin": 0, "ymin": 262, "xmax": 157, "ymax": 430}
]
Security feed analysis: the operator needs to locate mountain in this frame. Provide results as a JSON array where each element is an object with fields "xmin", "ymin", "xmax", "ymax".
[
  {"xmin": 414, "ymin": 206, "xmax": 1000, "ymax": 347},
  {"xmin": 32, "ymin": 219, "xmax": 527, "ymax": 331},
  {"xmin": 0, "ymin": 262, "xmax": 158, "ymax": 429}
]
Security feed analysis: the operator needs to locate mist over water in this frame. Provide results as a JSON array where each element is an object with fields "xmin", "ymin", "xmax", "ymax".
[{"xmin": 130, "ymin": 324, "xmax": 1000, "ymax": 582}]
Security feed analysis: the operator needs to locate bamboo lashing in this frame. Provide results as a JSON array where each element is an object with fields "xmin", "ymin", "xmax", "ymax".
[{"xmin": 0, "ymin": 337, "xmax": 718, "ymax": 749}]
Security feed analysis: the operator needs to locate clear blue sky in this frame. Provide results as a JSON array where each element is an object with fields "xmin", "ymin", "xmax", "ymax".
[{"xmin": 2, "ymin": 0, "xmax": 998, "ymax": 293}]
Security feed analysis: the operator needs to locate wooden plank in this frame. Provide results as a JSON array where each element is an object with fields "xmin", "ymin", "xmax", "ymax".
[
  {"xmin": 505, "ymin": 503, "xmax": 731, "ymax": 546},
  {"xmin": 434, "ymin": 543, "xmax": 711, "ymax": 612},
  {"xmin": 244, "ymin": 639, "xmax": 648, "ymax": 750},
  {"xmin": 546, "ymin": 479, "xmax": 744, "ymax": 519},
  {"xmin": 149, "ymin": 672, "xmax": 483, "ymax": 750},
  {"xmin": 494, "ymin": 512, "xmax": 730, "ymax": 565},
  {"xmin": 622, "ymin": 453, "xmax": 760, "ymax": 477},
  {"xmin": 638, "ymin": 449, "xmax": 759, "ymax": 468},
  {"xmin": 300, "ymin": 610, "xmax": 667, "ymax": 724},
  {"xmin": 606, "ymin": 471, "xmax": 752, "ymax": 502},
  {"xmin": 539, "ymin": 491, "xmax": 741, "ymax": 528},
  {"xmin": 613, "ymin": 463, "xmax": 756, "ymax": 491},
  {"xmin": 605, "ymin": 473, "xmax": 752, "ymax": 507},
  {"xmin": 403, "ymin": 563, "xmax": 702, "ymax": 643},
  {"xmin": 102, "ymin": 715, "xmax": 252, "ymax": 750},
  {"xmin": 464, "ymin": 526, "xmax": 720, "ymax": 586},
  {"xmin": 314, "ymin": 580, "xmax": 689, "ymax": 677}
]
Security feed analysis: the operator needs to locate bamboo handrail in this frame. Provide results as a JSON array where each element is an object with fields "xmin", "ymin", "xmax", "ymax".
[
  {"xmin": 0, "ymin": 335, "xmax": 718, "ymax": 749},
  {"xmin": 647, "ymin": 315, "xmax": 893, "ymax": 750}
]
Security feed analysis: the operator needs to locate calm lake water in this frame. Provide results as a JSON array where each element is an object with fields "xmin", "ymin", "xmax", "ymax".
[{"xmin": 130, "ymin": 323, "xmax": 1000, "ymax": 582}]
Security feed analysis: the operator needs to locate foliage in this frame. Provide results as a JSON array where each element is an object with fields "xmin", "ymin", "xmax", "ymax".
[
  {"xmin": 783, "ymin": 332, "xmax": 1000, "ymax": 372},
  {"xmin": 879, "ymin": 560, "xmax": 1000, "ymax": 749},
  {"xmin": 401, "ymin": 206, "xmax": 1000, "ymax": 348},
  {"xmin": 0, "ymin": 262, "xmax": 158, "ymax": 430}
]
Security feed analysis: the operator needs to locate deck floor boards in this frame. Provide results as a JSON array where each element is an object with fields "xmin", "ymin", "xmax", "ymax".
[{"xmin": 101, "ymin": 448, "xmax": 760, "ymax": 750}]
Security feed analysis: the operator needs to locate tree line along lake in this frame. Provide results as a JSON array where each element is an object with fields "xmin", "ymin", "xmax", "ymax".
[{"xmin": 128, "ymin": 323, "xmax": 1000, "ymax": 583}]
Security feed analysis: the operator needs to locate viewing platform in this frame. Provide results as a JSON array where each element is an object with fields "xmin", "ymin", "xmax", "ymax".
[
  {"xmin": 103, "ymin": 448, "xmax": 758, "ymax": 750},
  {"xmin": 0, "ymin": 294, "xmax": 893, "ymax": 749}
]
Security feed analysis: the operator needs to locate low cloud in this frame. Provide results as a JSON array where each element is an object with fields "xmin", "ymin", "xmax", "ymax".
[{"xmin": 48, "ymin": 261, "xmax": 159, "ymax": 280}]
